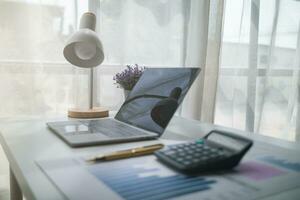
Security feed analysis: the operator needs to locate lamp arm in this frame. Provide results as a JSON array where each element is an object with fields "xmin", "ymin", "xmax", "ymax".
[{"xmin": 89, "ymin": 68, "xmax": 94, "ymax": 109}]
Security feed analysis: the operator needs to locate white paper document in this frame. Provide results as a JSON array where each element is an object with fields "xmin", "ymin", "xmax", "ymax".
[{"xmin": 37, "ymin": 141, "xmax": 300, "ymax": 200}]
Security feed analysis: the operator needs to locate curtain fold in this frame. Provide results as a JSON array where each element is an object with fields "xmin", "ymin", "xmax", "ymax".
[
  {"xmin": 199, "ymin": 0, "xmax": 224, "ymax": 123},
  {"xmin": 180, "ymin": 0, "xmax": 210, "ymax": 120},
  {"xmin": 215, "ymin": 0, "xmax": 300, "ymax": 141},
  {"xmin": 180, "ymin": 0, "xmax": 223, "ymax": 123},
  {"xmin": 293, "ymin": 22, "xmax": 300, "ymax": 141}
]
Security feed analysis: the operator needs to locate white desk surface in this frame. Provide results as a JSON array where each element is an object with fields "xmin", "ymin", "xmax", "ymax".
[{"xmin": 0, "ymin": 115, "xmax": 299, "ymax": 200}]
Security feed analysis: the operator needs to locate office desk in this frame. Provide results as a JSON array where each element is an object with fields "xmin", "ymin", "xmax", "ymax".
[{"xmin": 0, "ymin": 116, "xmax": 299, "ymax": 200}]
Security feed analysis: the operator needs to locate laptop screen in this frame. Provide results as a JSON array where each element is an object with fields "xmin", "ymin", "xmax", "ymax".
[{"xmin": 115, "ymin": 68, "xmax": 200, "ymax": 135}]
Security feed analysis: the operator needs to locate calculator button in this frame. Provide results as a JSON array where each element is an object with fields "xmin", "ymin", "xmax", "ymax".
[
  {"xmin": 186, "ymin": 150, "xmax": 194, "ymax": 154},
  {"xmin": 196, "ymin": 139, "xmax": 204, "ymax": 144},
  {"xmin": 217, "ymin": 152, "xmax": 226, "ymax": 157},
  {"xmin": 168, "ymin": 153, "xmax": 177, "ymax": 157},
  {"xmin": 196, "ymin": 143, "xmax": 204, "ymax": 148},
  {"xmin": 201, "ymin": 156, "xmax": 208, "ymax": 160},
  {"xmin": 164, "ymin": 150, "xmax": 176, "ymax": 155},
  {"xmin": 178, "ymin": 152, "xmax": 186, "ymax": 157},
  {"xmin": 183, "ymin": 161, "xmax": 192, "ymax": 166},
  {"xmin": 210, "ymin": 148, "xmax": 218, "ymax": 153},
  {"xmin": 169, "ymin": 146, "xmax": 177, "ymax": 150},
  {"xmin": 194, "ymin": 153, "xmax": 201, "ymax": 157},
  {"xmin": 176, "ymin": 158, "xmax": 184, "ymax": 162},
  {"xmin": 195, "ymin": 148, "xmax": 202, "ymax": 152}
]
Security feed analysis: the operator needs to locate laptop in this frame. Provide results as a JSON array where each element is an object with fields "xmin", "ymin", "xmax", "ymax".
[{"xmin": 47, "ymin": 68, "xmax": 200, "ymax": 147}]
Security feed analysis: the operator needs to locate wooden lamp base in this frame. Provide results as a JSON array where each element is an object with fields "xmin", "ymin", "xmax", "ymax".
[{"xmin": 68, "ymin": 107, "xmax": 109, "ymax": 118}]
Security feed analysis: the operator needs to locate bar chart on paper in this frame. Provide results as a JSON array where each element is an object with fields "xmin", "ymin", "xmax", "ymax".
[
  {"xmin": 259, "ymin": 156, "xmax": 300, "ymax": 172},
  {"xmin": 87, "ymin": 158, "xmax": 216, "ymax": 200},
  {"xmin": 37, "ymin": 153, "xmax": 300, "ymax": 200}
]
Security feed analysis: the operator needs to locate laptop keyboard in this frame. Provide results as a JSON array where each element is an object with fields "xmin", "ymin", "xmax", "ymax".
[{"xmin": 74, "ymin": 119, "xmax": 151, "ymax": 138}]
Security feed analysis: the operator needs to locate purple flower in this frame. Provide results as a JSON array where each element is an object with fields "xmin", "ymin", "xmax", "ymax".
[{"xmin": 113, "ymin": 64, "xmax": 145, "ymax": 90}]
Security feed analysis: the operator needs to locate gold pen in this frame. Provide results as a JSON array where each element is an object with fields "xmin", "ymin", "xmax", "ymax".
[{"xmin": 86, "ymin": 143, "xmax": 164, "ymax": 163}]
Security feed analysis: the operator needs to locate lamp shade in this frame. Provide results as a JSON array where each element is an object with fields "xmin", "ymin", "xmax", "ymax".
[{"xmin": 63, "ymin": 12, "xmax": 104, "ymax": 68}]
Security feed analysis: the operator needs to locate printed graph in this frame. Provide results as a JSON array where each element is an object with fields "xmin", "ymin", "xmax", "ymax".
[
  {"xmin": 87, "ymin": 158, "xmax": 216, "ymax": 200},
  {"xmin": 259, "ymin": 156, "xmax": 300, "ymax": 172},
  {"xmin": 236, "ymin": 161, "xmax": 285, "ymax": 181}
]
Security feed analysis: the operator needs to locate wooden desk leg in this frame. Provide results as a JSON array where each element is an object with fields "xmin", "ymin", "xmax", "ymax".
[{"xmin": 10, "ymin": 167, "xmax": 22, "ymax": 200}]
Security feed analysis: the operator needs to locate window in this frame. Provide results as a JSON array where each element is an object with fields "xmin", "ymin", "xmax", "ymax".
[
  {"xmin": 0, "ymin": 0, "xmax": 193, "ymax": 117},
  {"xmin": 215, "ymin": 0, "xmax": 300, "ymax": 141}
]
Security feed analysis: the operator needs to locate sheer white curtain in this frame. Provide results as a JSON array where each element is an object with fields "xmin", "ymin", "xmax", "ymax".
[
  {"xmin": 181, "ymin": 0, "xmax": 224, "ymax": 122},
  {"xmin": 0, "ymin": 0, "xmax": 221, "ymax": 121},
  {"xmin": 91, "ymin": 0, "xmax": 223, "ymax": 120},
  {"xmin": 215, "ymin": 0, "xmax": 300, "ymax": 141}
]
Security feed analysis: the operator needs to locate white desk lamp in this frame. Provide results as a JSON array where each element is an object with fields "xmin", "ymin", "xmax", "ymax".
[{"xmin": 63, "ymin": 12, "xmax": 108, "ymax": 118}]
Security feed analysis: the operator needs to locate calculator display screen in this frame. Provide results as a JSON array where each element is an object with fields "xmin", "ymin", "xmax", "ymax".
[{"xmin": 207, "ymin": 132, "xmax": 248, "ymax": 151}]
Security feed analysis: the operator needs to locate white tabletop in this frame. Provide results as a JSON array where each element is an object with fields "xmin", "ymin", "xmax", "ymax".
[{"xmin": 0, "ymin": 115, "xmax": 299, "ymax": 200}]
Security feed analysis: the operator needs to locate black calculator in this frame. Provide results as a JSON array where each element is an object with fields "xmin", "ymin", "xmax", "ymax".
[{"xmin": 154, "ymin": 130, "xmax": 253, "ymax": 173}]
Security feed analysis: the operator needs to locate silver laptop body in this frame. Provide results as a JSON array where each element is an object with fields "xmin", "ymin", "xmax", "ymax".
[{"xmin": 47, "ymin": 68, "xmax": 200, "ymax": 147}]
